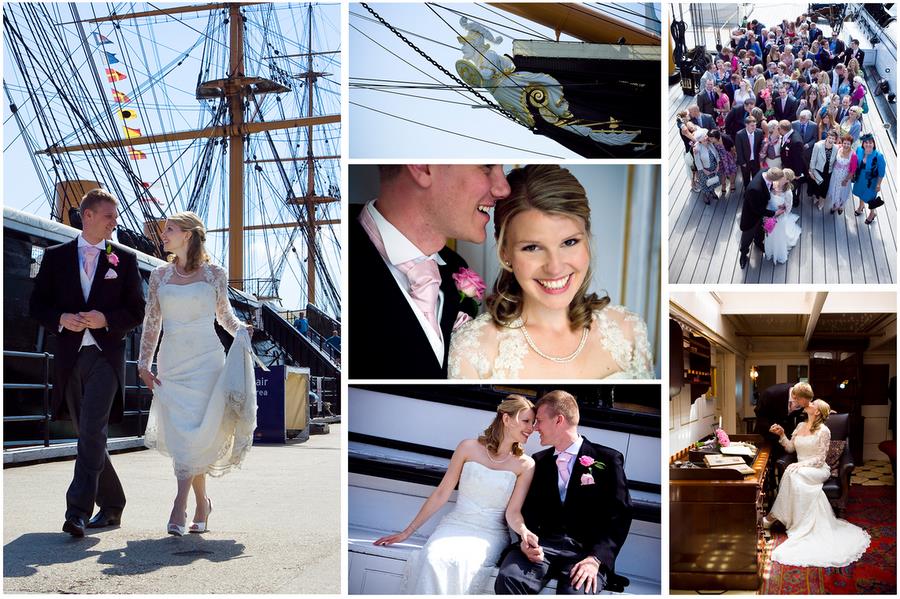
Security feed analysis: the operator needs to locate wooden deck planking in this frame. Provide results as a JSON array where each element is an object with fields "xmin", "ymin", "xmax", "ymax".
[{"xmin": 667, "ymin": 84, "xmax": 896, "ymax": 284}]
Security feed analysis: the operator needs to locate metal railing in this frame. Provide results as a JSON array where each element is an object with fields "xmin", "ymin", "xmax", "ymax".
[{"xmin": 3, "ymin": 350, "xmax": 151, "ymax": 449}]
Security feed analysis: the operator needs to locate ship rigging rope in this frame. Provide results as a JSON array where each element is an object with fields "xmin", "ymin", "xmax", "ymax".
[
  {"xmin": 350, "ymin": 11, "xmax": 460, "ymax": 51},
  {"xmin": 435, "ymin": 3, "xmax": 554, "ymax": 42},
  {"xmin": 350, "ymin": 100, "xmax": 565, "ymax": 159},
  {"xmin": 359, "ymin": 3, "xmax": 522, "ymax": 125}
]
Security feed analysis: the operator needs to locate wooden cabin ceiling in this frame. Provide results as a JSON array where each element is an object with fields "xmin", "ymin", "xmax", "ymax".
[{"xmin": 726, "ymin": 313, "xmax": 896, "ymax": 342}]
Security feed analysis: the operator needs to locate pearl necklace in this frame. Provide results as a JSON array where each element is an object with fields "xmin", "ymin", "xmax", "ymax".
[
  {"xmin": 486, "ymin": 447, "xmax": 512, "ymax": 464},
  {"xmin": 520, "ymin": 323, "xmax": 589, "ymax": 364},
  {"xmin": 172, "ymin": 264, "xmax": 195, "ymax": 278}
]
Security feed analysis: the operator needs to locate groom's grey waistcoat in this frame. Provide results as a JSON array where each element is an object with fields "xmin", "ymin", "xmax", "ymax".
[
  {"xmin": 29, "ymin": 239, "xmax": 145, "ymax": 422},
  {"xmin": 523, "ymin": 437, "xmax": 633, "ymax": 574},
  {"xmin": 348, "ymin": 203, "xmax": 467, "ymax": 379}
]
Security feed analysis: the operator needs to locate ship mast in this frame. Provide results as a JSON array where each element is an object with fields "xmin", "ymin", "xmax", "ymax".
[{"xmin": 42, "ymin": 2, "xmax": 341, "ymax": 300}]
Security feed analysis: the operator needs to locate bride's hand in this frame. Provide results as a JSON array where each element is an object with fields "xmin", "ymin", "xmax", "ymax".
[
  {"xmin": 245, "ymin": 324, "xmax": 254, "ymax": 337},
  {"xmin": 139, "ymin": 368, "xmax": 161, "ymax": 391},
  {"xmin": 374, "ymin": 530, "xmax": 411, "ymax": 546}
]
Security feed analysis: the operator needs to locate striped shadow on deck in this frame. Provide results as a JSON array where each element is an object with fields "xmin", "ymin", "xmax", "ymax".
[{"xmin": 668, "ymin": 84, "xmax": 896, "ymax": 284}]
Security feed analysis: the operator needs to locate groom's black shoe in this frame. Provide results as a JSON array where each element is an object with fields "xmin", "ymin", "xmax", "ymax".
[
  {"xmin": 63, "ymin": 516, "xmax": 85, "ymax": 537},
  {"xmin": 87, "ymin": 509, "xmax": 122, "ymax": 529},
  {"xmin": 740, "ymin": 254, "xmax": 749, "ymax": 269}
]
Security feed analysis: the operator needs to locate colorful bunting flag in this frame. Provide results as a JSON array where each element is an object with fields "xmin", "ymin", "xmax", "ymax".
[
  {"xmin": 93, "ymin": 32, "xmax": 112, "ymax": 45},
  {"xmin": 139, "ymin": 182, "xmax": 160, "ymax": 202},
  {"xmin": 111, "ymin": 89, "xmax": 131, "ymax": 103},
  {"xmin": 123, "ymin": 125, "xmax": 142, "ymax": 138},
  {"xmin": 128, "ymin": 148, "xmax": 147, "ymax": 160},
  {"xmin": 105, "ymin": 51, "xmax": 120, "ymax": 65},
  {"xmin": 106, "ymin": 68, "xmax": 127, "ymax": 82},
  {"xmin": 118, "ymin": 108, "xmax": 137, "ymax": 120}
]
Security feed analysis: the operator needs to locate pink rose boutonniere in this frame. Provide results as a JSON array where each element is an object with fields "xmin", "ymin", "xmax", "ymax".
[
  {"xmin": 105, "ymin": 243, "xmax": 119, "ymax": 267},
  {"xmin": 578, "ymin": 455, "xmax": 606, "ymax": 486},
  {"xmin": 452, "ymin": 268, "xmax": 485, "ymax": 328}
]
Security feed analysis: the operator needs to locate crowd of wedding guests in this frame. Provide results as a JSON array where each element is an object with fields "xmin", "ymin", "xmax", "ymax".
[{"xmin": 677, "ymin": 14, "xmax": 886, "ymax": 225}]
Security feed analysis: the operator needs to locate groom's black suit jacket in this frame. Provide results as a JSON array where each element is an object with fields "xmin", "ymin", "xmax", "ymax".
[
  {"xmin": 754, "ymin": 382, "xmax": 806, "ymax": 449},
  {"xmin": 29, "ymin": 239, "xmax": 145, "ymax": 422},
  {"xmin": 522, "ymin": 437, "xmax": 633, "ymax": 574},
  {"xmin": 349, "ymin": 204, "xmax": 467, "ymax": 379},
  {"xmin": 740, "ymin": 170, "xmax": 776, "ymax": 232}
]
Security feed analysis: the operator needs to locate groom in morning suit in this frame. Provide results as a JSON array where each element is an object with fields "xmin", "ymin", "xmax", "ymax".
[
  {"xmin": 29, "ymin": 189, "xmax": 145, "ymax": 536},
  {"xmin": 349, "ymin": 165, "xmax": 510, "ymax": 378},
  {"xmin": 495, "ymin": 391, "xmax": 632, "ymax": 594},
  {"xmin": 738, "ymin": 168, "xmax": 782, "ymax": 269}
]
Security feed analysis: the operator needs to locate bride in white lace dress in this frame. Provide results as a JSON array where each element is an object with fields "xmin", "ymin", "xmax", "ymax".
[
  {"xmin": 764, "ymin": 399, "xmax": 870, "ymax": 567},
  {"xmin": 449, "ymin": 165, "xmax": 652, "ymax": 379},
  {"xmin": 138, "ymin": 212, "xmax": 257, "ymax": 536},
  {"xmin": 763, "ymin": 168, "xmax": 801, "ymax": 265},
  {"xmin": 374, "ymin": 396, "xmax": 538, "ymax": 594}
]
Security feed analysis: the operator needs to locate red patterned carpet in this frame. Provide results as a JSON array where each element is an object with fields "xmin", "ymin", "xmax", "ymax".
[{"xmin": 761, "ymin": 485, "xmax": 896, "ymax": 594}]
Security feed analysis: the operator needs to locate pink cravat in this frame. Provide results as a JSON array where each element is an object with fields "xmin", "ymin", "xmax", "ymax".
[
  {"xmin": 82, "ymin": 245, "xmax": 100, "ymax": 278},
  {"xmin": 556, "ymin": 452, "xmax": 572, "ymax": 499},
  {"xmin": 359, "ymin": 206, "xmax": 442, "ymax": 336}
]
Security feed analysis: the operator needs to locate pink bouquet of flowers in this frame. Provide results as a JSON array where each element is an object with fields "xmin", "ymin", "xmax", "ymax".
[
  {"xmin": 715, "ymin": 428, "xmax": 731, "ymax": 447},
  {"xmin": 763, "ymin": 216, "xmax": 777, "ymax": 235}
]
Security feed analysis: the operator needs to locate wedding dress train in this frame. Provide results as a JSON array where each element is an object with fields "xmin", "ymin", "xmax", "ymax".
[{"xmin": 769, "ymin": 423, "xmax": 870, "ymax": 567}]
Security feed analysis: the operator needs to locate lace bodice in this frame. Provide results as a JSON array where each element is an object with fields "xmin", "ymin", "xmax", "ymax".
[
  {"xmin": 779, "ymin": 423, "xmax": 830, "ymax": 469},
  {"xmin": 440, "ymin": 461, "xmax": 516, "ymax": 532},
  {"xmin": 448, "ymin": 305, "xmax": 653, "ymax": 379},
  {"xmin": 138, "ymin": 262, "xmax": 244, "ymax": 370}
]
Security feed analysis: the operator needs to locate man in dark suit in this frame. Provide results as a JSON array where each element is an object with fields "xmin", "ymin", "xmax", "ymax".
[
  {"xmin": 779, "ymin": 120, "xmax": 807, "ymax": 206},
  {"xmin": 696, "ymin": 79, "xmax": 719, "ymax": 117},
  {"xmin": 754, "ymin": 382, "xmax": 813, "ymax": 453},
  {"xmin": 724, "ymin": 97, "xmax": 756, "ymax": 140},
  {"xmin": 828, "ymin": 33, "xmax": 846, "ymax": 64},
  {"xmin": 29, "ymin": 189, "xmax": 145, "ymax": 536},
  {"xmin": 739, "ymin": 169, "xmax": 781, "ymax": 269},
  {"xmin": 349, "ymin": 165, "xmax": 510, "ymax": 379},
  {"xmin": 735, "ymin": 115, "xmax": 764, "ymax": 190},
  {"xmin": 773, "ymin": 83, "xmax": 798, "ymax": 121},
  {"xmin": 687, "ymin": 105, "xmax": 715, "ymax": 131},
  {"xmin": 495, "ymin": 391, "xmax": 632, "ymax": 595},
  {"xmin": 792, "ymin": 110, "xmax": 818, "ymax": 164},
  {"xmin": 844, "ymin": 39, "xmax": 864, "ymax": 65}
]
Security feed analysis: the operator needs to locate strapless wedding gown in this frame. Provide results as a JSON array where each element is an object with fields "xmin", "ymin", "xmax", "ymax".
[
  {"xmin": 405, "ymin": 461, "xmax": 516, "ymax": 594},
  {"xmin": 448, "ymin": 305, "xmax": 653, "ymax": 379},
  {"xmin": 138, "ymin": 263, "xmax": 257, "ymax": 479},
  {"xmin": 770, "ymin": 424, "xmax": 870, "ymax": 567}
]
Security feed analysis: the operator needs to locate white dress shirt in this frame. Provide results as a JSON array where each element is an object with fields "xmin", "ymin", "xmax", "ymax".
[
  {"xmin": 556, "ymin": 436, "xmax": 585, "ymax": 502},
  {"xmin": 366, "ymin": 200, "xmax": 446, "ymax": 364},
  {"xmin": 75, "ymin": 235, "xmax": 107, "ymax": 349}
]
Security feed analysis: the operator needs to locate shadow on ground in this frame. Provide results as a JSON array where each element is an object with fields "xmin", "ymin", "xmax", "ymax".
[{"xmin": 5, "ymin": 533, "xmax": 246, "ymax": 578}]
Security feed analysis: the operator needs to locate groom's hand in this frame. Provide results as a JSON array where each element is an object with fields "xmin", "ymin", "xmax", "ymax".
[
  {"xmin": 60, "ymin": 313, "xmax": 88, "ymax": 332},
  {"xmin": 520, "ymin": 534, "xmax": 543, "ymax": 563},
  {"xmin": 570, "ymin": 556, "xmax": 601, "ymax": 593},
  {"xmin": 78, "ymin": 310, "xmax": 107, "ymax": 329}
]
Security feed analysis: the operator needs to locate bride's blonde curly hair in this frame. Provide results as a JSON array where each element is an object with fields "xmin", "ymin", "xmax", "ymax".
[
  {"xmin": 809, "ymin": 399, "xmax": 831, "ymax": 432},
  {"xmin": 487, "ymin": 165, "xmax": 609, "ymax": 331},
  {"xmin": 477, "ymin": 395, "xmax": 534, "ymax": 458},
  {"xmin": 165, "ymin": 211, "xmax": 210, "ymax": 272}
]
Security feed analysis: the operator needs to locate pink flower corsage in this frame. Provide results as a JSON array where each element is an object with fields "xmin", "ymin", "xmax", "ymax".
[
  {"xmin": 453, "ymin": 267, "xmax": 485, "ymax": 320},
  {"xmin": 578, "ymin": 455, "xmax": 606, "ymax": 486}
]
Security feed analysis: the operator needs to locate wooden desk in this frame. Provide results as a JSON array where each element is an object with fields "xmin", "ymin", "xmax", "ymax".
[{"xmin": 669, "ymin": 435, "xmax": 769, "ymax": 591}]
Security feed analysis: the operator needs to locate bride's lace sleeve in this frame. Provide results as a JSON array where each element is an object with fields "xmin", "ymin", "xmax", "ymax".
[
  {"xmin": 448, "ymin": 314, "xmax": 493, "ymax": 379},
  {"xmin": 597, "ymin": 306, "xmax": 654, "ymax": 379},
  {"xmin": 778, "ymin": 431, "xmax": 796, "ymax": 453},
  {"xmin": 138, "ymin": 268, "xmax": 162, "ymax": 371},
  {"xmin": 210, "ymin": 264, "xmax": 244, "ymax": 336}
]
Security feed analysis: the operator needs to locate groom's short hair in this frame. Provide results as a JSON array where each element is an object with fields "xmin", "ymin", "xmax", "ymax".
[
  {"xmin": 791, "ymin": 381, "xmax": 814, "ymax": 401},
  {"xmin": 536, "ymin": 390, "xmax": 579, "ymax": 426},
  {"xmin": 377, "ymin": 165, "xmax": 404, "ymax": 181},
  {"xmin": 80, "ymin": 188, "xmax": 118, "ymax": 213}
]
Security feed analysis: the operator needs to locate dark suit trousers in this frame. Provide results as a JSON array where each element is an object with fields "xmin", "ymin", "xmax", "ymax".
[
  {"xmin": 740, "ymin": 160, "xmax": 760, "ymax": 189},
  {"xmin": 495, "ymin": 537, "xmax": 607, "ymax": 595},
  {"xmin": 739, "ymin": 222, "xmax": 765, "ymax": 259},
  {"xmin": 64, "ymin": 346, "xmax": 126, "ymax": 520}
]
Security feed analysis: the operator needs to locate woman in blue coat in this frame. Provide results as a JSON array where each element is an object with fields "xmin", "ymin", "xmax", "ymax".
[{"xmin": 852, "ymin": 134, "xmax": 886, "ymax": 224}]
